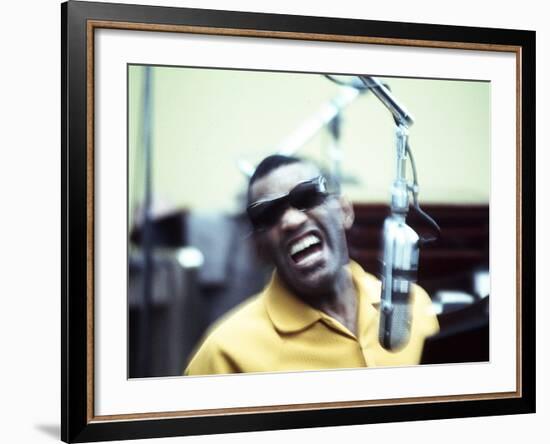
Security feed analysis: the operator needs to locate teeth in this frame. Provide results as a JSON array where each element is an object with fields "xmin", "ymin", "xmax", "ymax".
[{"xmin": 289, "ymin": 234, "xmax": 320, "ymax": 256}]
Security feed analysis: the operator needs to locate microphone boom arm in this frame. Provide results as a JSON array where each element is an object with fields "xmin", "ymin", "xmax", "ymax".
[{"xmin": 358, "ymin": 76, "xmax": 414, "ymax": 128}]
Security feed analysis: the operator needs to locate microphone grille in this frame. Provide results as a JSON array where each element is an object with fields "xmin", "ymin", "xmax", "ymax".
[{"xmin": 379, "ymin": 302, "xmax": 411, "ymax": 351}]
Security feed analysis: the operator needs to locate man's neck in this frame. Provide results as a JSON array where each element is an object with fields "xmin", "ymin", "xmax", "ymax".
[{"xmin": 301, "ymin": 268, "xmax": 358, "ymax": 336}]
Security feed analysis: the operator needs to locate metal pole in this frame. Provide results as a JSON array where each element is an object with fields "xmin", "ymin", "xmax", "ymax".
[{"xmin": 139, "ymin": 65, "xmax": 154, "ymax": 377}]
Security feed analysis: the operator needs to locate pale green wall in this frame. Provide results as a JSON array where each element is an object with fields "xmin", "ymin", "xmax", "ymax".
[{"xmin": 129, "ymin": 65, "xmax": 490, "ymax": 218}]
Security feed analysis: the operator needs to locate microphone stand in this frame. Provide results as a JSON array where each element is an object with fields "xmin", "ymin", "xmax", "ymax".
[
  {"xmin": 237, "ymin": 83, "xmax": 364, "ymax": 189},
  {"xmin": 274, "ymin": 85, "xmax": 361, "ymax": 157},
  {"xmin": 326, "ymin": 112, "xmax": 342, "ymax": 193},
  {"xmin": 359, "ymin": 76, "xmax": 421, "ymax": 350}
]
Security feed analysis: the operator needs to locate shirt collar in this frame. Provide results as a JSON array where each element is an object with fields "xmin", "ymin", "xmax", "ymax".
[
  {"xmin": 264, "ymin": 271, "xmax": 322, "ymax": 333},
  {"xmin": 264, "ymin": 260, "xmax": 380, "ymax": 334}
]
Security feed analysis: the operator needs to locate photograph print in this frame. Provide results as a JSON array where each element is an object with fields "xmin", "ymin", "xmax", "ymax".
[{"xmin": 127, "ymin": 65, "xmax": 490, "ymax": 379}]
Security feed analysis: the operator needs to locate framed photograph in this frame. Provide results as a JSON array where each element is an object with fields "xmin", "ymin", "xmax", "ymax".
[{"xmin": 62, "ymin": 0, "xmax": 535, "ymax": 442}]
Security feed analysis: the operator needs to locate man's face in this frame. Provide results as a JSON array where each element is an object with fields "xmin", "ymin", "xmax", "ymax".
[{"xmin": 249, "ymin": 162, "xmax": 354, "ymax": 297}]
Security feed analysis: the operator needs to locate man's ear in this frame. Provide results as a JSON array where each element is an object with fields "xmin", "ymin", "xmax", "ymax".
[{"xmin": 338, "ymin": 196, "xmax": 355, "ymax": 230}]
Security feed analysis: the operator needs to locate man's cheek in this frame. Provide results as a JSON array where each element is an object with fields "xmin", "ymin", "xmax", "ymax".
[{"xmin": 253, "ymin": 235, "xmax": 276, "ymax": 262}]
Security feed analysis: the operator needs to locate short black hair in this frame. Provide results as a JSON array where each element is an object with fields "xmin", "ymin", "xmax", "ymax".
[
  {"xmin": 247, "ymin": 154, "xmax": 303, "ymax": 204},
  {"xmin": 249, "ymin": 154, "xmax": 302, "ymax": 187}
]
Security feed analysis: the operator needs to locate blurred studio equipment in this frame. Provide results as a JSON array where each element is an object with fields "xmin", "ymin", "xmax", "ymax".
[{"xmin": 129, "ymin": 68, "xmax": 271, "ymax": 378}]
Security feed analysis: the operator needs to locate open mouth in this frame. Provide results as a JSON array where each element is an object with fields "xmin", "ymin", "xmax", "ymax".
[{"xmin": 288, "ymin": 233, "xmax": 323, "ymax": 265}]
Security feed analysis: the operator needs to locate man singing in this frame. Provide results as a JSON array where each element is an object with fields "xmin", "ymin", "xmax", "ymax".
[{"xmin": 185, "ymin": 154, "xmax": 439, "ymax": 375}]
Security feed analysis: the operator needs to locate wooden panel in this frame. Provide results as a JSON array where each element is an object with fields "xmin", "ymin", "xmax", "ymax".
[{"xmin": 348, "ymin": 203, "xmax": 489, "ymax": 295}]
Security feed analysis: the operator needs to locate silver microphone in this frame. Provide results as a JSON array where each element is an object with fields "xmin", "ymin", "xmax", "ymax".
[
  {"xmin": 377, "ymin": 122, "xmax": 418, "ymax": 351},
  {"xmin": 356, "ymin": 82, "xmax": 418, "ymax": 351},
  {"xmin": 378, "ymin": 213, "xmax": 419, "ymax": 350},
  {"xmin": 355, "ymin": 75, "xmax": 436, "ymax": 350}
]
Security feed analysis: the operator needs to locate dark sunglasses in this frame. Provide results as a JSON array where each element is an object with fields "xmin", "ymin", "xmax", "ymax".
[{"xmin": 247, "ymin": 176, "xmax": 330, "ymax": 230}]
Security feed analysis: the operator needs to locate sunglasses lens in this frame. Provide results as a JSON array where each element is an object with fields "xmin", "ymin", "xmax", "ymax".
[
  {"xmin": 290, "ymin": 181, "xmax": 327, "ymax": 210},
  {"xmin": 248, "ymin": 199, "xmax": 287, "ymax": 230}
]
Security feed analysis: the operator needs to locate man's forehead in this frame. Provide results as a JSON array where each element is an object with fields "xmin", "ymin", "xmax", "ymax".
[{"xmin": 250, "ymin": 162, "xmax": 321, "ymax": 202}]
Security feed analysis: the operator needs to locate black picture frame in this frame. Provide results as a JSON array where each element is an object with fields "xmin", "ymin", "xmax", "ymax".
[{"xmin": 61, "ymin": 1, "xmax": 536, "ymax": 442}]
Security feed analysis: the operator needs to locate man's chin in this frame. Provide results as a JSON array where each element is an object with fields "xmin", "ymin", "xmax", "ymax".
[{"xmin": 282, "ymin": 265, "xmax": 336, "ymax": 297}]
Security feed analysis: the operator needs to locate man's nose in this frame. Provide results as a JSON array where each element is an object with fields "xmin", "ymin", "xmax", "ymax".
[{"xmin": 279, "ymin": 207, "xmax": 308, "ymax": 231}]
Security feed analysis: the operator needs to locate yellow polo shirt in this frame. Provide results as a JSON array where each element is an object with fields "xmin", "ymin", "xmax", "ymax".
[{"xmin": 185, "ymin": 261, "xmax": 439, "ymax": 375}]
